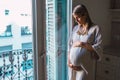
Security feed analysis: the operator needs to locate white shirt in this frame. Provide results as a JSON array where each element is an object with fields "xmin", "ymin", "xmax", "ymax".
[{"xmin": 68, "ymin": 24, "xmax": 103, "ymax": 74}]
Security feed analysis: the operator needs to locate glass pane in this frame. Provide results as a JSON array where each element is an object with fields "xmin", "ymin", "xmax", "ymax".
[
  {"xmin": 22, "ymin": 42, "xmax": 32, "ymax": 49},
  {"xmin": 46, "ymin": 0, "xmax": 68, "ymax": 80},
  {"xmin": 0, "ymin": 45, "xmax": 12, "ymax": 52},
  {"xmin": 0, "ymin": 0, "xmax": 33, "ymax": 80}
]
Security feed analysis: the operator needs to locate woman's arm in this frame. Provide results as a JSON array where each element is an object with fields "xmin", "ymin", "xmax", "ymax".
[
  {"xmin": 82, "ymin": 42, "xmax": 100, "ymax": 60},
  {"xmin": 72, "ymin": 26, "xmax": 103, "ymax": 61},
  {"xmin": 72, "ymin": 41, "xmax": 95, "ymax": 52}
]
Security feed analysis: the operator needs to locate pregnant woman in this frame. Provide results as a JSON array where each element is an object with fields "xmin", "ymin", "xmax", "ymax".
[{"xmin": 67, "ymin": 4, "xmax": 103, "ymax": 80}]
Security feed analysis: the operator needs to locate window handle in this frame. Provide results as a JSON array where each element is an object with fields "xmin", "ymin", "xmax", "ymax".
[{"xmin": 39, "ymin": 50, "xmax": 46, "ymax": 58}]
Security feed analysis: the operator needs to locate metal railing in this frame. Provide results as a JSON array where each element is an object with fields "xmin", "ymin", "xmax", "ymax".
[{"xmin": 0, "ymin": 49, "xmax": 33, "ymax": 80}]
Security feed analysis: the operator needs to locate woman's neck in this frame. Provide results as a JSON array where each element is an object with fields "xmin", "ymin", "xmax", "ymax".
[
  {"xmin": 79, "ymin": 22, "xmax": 88, "ymax": 28},
  {"xmin": 77, "ymin": 22, "xmax": 88, "ymax": 35}
]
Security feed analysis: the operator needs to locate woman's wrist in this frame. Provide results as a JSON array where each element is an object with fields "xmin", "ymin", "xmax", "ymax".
[
  {"xmin": 83, "ymin": 42, "xmax": 94, "ymax": 52},
  {"xmin": 78, "ymin": 41, "xmax": 84, "ymax": 47},
  {"xmin": 68, "ymin": 63, "xmax": 83, "ymax": 71}
]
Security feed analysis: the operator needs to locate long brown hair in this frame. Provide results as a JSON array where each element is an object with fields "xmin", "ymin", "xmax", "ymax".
[{"xmin": 73, "ymin": 4, "xmax": 93, "ymax": 30}]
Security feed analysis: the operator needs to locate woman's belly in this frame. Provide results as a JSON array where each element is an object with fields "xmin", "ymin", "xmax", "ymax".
[{"xmin": 70, "ymin": 47, "xmax": 86, "ymax": 66}]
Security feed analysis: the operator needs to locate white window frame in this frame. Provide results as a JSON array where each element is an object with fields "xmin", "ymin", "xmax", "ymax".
[
  {"xmin": 67, "ymin": 0, "xmax": 72, "ymax": 38},
  {"xmin": 32, "ymin": 0, "xmax": 72, "ymax": 80}
]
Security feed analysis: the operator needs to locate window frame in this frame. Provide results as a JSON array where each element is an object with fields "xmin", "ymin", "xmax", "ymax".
[
  {"xmin": 32, "ymin": 0, "xmax": 72, "ymax": 80},
  {"xmin": 32, "ymin": 0, "xmax": 46, "ymax": 80}
]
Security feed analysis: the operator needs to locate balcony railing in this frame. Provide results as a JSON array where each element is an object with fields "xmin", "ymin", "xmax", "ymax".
[{"xmin": 0, "ymin": 49, "xmax": 33, "ymax": 80}]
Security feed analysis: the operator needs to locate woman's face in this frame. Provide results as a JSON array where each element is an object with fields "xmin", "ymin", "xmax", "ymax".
[{"xmin": 73, "ymin": 14, "xmax": 86, "ymax": 26}]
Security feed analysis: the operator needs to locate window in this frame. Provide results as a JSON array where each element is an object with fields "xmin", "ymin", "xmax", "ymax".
[
  {"xmin": 0, "ymin": 24, "xmax": 12, "ymax": 37},
  {"xmin": 5, "ymin": 9, "xmax": 10, "ymax": 15},
  {"xmin": 22, "ymin": 42, "xmax": 32, "ymax": 49},
  {"xmin": 0, "ymin": 45, "xmax": 12, "ymax": 52},
  {"xmin": 21, "ymin": 26, "xmax": 32, "ymax": 35},
  {"xmin": 0, "ymin": 0, "xmax": 34, "ymax": 80},
  {"xmin": 46, "ymin": 0, "xmax": 68, "ymax": 80},
  {"xmin": 20, "ymin": 13, "xmax": 29, "ymax": 16}
]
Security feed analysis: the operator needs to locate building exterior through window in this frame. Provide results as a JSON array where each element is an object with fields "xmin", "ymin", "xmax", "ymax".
[{"xmin": 0, "ymin": 0, "xmax": 33, "ymax": 80}]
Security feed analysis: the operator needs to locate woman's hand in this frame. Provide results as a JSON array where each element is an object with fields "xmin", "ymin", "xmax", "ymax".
[
  {"xmin": 67, "ymin": 53, "xmax": 83, "ymax": 71},
  {"xmin": 72, "ymin": 41, "xmax": 88, "ymax": 48},
  {"xmin": 68, "ymin": 63, "xmax": 83, "ymax": 71},
  {"xmin": 73, "ymin": 41, "xmax": 95, "ymax": 52},
  {"xmin": 73, "ymin": 41, "xmax": 99, "ymax": 60},
  {"xmin": 72, "ymin": 41, "xmax": 84, "ymax": 47}
]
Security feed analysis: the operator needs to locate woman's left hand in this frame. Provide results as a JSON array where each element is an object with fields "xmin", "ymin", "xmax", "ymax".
[
  {"xmin": 72, "ymin": 41, "xmax": 84, "ymax": 47},
  {"xmin": 73, "ymin": 41, "xmax": 94, "ymax": 52}
]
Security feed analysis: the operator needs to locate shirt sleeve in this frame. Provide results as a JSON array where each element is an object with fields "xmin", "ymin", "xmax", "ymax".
[{"xmin": 92, "ymin": 26, "xmax": 103, "ymax": 61}]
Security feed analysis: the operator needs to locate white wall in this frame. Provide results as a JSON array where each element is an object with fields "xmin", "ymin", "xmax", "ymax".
[
  {"xmin": 0, "ymin": 24, "xmax": 32, "ymax": 50},
  {"xmin": 72, "ymin": 0, "xmax": 111, "ymax": 46}
]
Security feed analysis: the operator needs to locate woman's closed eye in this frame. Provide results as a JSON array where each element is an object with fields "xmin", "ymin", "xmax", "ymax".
[{"xmin": 74, "ymin": 17, "xmax": 81, "ymax": 22}]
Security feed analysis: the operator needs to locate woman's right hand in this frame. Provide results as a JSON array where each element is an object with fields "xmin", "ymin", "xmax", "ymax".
[
  {"xmin": 67, "ymin": 52, "xmax": 83, "ymax": 71},
  {"xmin": 68, "ymin": 63, "xmax": 83, "ymax": 71}
]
